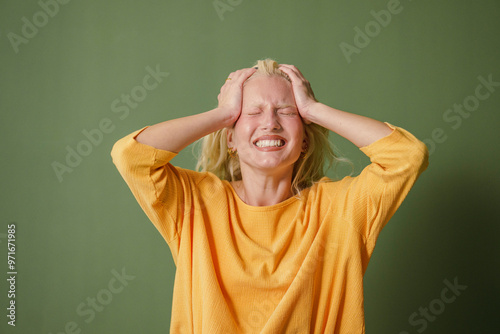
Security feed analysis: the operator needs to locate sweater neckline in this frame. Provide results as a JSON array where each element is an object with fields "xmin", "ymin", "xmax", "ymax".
[{"xmin": 222, "ymin": 180, "xmax": 301, "ymax": 212}]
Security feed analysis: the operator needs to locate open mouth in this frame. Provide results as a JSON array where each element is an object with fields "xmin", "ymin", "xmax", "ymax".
[{"xmin": 254, "ymin": 139, "xmax": 286, "ymax": 148}]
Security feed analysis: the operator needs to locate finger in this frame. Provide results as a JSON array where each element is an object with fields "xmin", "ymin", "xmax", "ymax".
[
  {"xmin": 280, "ymin": 65, "xmax": 313, "ymax": 92},
  {"xmin": 223, "ymin": 67, "xmax": 257, "ymax": 86},
  {"xmin": 279, "ymin": 65, "xmax": 303, "ymax": 84},
  {"xmin": 280, "ymin": 65, "xmax": 317, "ymax": 102},
  {"xmin": 233, "ymin": 67, "xmax": 258, "ymax": 84},
  {"xmin": 279, "ymin": 64, "xmax": 302, "ymax": 77},
  {"xmin": 279, "ymin": 64, "xmax": 300, "ymax": 76},
  {"xmin": 230, "ymin": 67, "xmax": 257, "ymax": 80}
]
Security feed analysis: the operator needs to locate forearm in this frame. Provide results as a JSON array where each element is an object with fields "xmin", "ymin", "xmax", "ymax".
[
  {"xmin": 136, "ymin": 107, "xmax": 230, "ymax": 152},
  {"xmin": 307, "ymin": 102, "xmax": 393, "ymax": 148}
]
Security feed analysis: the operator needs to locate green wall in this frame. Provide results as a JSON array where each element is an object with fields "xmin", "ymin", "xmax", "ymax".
[{"xmin": 1, "ymin": 0, "xmax": 499, "ymax": 333}]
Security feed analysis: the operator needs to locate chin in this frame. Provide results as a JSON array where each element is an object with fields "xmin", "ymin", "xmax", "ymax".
[{"xmin": 241, "ymin": 155, "xmax": 298, "ymax": 174}]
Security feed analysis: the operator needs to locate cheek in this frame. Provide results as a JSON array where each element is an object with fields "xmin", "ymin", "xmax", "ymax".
[
  {"xmin": 286, "ymin": 119, "xmax": 305, "ymax": 138},
  {"xmin": 290, "ymin": 124, "xmax": 306, "ymax": 152},
  {"xmin": 231, "ymin": 129, "xmax": 249, "ymax": 148},
  {"xmin": 233, "ymin": 120, "xmax": 256, "ymax": 142}
]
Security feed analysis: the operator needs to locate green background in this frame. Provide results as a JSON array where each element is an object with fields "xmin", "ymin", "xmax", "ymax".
[{"xmin": 1, "ymin": 0, "xmax": 499, "ymax": 333}]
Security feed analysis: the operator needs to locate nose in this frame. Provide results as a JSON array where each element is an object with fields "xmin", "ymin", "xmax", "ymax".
[{"xmin": 260, "ymin": 108, "xmax": 281, "ymax": 131}]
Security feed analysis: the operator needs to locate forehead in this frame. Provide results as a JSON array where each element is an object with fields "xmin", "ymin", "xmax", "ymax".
[{"xmin": 243, "ymin": 76, "xmax": 294, "ymax": 105}]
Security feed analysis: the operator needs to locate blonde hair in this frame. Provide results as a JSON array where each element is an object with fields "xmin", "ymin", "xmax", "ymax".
[{"xmin": 195, "ymin": 58, "xmax": 352, "ymax": 196}]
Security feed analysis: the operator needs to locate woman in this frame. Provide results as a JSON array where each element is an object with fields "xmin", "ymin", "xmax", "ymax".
[{"xmin": 111, "ymin": 59, "xmax": 429, "ymax": 333}]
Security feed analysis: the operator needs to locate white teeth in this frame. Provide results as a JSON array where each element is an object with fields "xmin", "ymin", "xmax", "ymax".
[{"xmin": 255, "ymin": 140, "xmax": 285, "ymax": 148}]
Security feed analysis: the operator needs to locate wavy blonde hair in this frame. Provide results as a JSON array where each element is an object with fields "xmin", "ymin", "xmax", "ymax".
[{"xmin": 195, "ymin": 59, "xmax": 352, "ymax": 196}]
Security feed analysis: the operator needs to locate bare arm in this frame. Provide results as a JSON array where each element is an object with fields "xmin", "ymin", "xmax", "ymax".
[
  {"xmin": 302, "ymin": 103, "xmax": 392, "ymax": 148},
  {"xmin": 136, "ymin": 67, "xmax": 257, "ymax": 152},
  {"xmin": 279, "ymin": 64, "xmax": 392, "ymax": 148},
  {"xmin": 136, "ymin": 108, "xmax": 227, "ymax": 152}
]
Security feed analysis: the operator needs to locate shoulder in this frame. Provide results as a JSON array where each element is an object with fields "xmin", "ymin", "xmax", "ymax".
[
  {"xmin": 301, "ymin": 176, "xmax": 347, "ymax": 202},
  {"xmin": 187, "ymin": 169, "xmax": 227, "ymax": 194}
]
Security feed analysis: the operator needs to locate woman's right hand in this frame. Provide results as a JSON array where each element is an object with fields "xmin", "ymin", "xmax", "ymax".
[
  {"xmin": 217, "ymin": 67, "xmax": 257, "ymax": 127},
  {"xmin": 134, "ymin": 67, "xmax": 256, "ymax": 152}
]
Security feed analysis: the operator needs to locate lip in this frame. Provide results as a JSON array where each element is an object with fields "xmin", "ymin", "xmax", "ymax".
[{"xmin": 253, "ymin": 135, "xmax": 287, "ymax": 151}]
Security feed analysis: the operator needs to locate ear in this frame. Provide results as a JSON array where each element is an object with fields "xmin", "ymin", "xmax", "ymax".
[
  {"xmin": 302, "ymin": 139, "xmax": 309, "ymax": 152},
  {"xmin": 226, "ymin": 128, "xmax": 235, "ymax": 148},
  {"xmin": 302, "ymin": 129, "xmax": 309, "ymax": 152}
]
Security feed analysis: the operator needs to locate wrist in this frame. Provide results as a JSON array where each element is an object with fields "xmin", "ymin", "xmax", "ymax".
[
  {"xmin": 211, "ymin": 106, "xmax": 237, "ymax": 129},
  {"xmin": 302, "ymin": 101, "xmax": 323, "ymax": 124}
]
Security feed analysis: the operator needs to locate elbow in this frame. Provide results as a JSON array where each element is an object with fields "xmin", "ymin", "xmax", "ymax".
[
  {"xmin": 419, "ymin": 140, "xmax": 429, "ymax": 169},
  {"xmin": 110, "ymin": 137, "xmax": 134, "ymax": 176},
  {"xmin": 110, "ymin": 139, "xmax": 124, "ymax": 167},
  {"xmin": 411, "ymin": 140, "xmax": 430, "ymax": 174}
]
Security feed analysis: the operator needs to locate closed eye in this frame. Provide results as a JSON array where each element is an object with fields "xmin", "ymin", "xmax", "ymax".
[
  {"xmin": 245, "ymin": 108, "xmax": 263, "ymax": 115},
  {"xmin": 278, "ymin": 108, "xmax": 298, "ymax": 116}
]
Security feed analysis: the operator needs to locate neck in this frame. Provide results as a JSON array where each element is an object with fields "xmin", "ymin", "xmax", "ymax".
[{"xmin": 232, "ymin": 167, "xmax": 294, "ymax": 206}]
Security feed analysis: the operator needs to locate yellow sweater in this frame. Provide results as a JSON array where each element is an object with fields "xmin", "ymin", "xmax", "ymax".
[{"xmin": 111, "ymin": 122, "xmax": 429, "ymax": 333}]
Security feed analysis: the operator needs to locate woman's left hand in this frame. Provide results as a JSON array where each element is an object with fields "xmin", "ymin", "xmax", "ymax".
[{"xmin": 279, "ymin": 64, "xmax": 318, "ymax": 124}]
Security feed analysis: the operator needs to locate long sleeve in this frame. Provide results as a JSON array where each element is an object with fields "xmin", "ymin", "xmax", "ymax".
[
  {"xmin": 331, "ymin": 122, "xmax": 429, "ymax": 255},
  {"xmin": 110, "ymin": 127, "xmax": 204, "ymax": 258}
]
